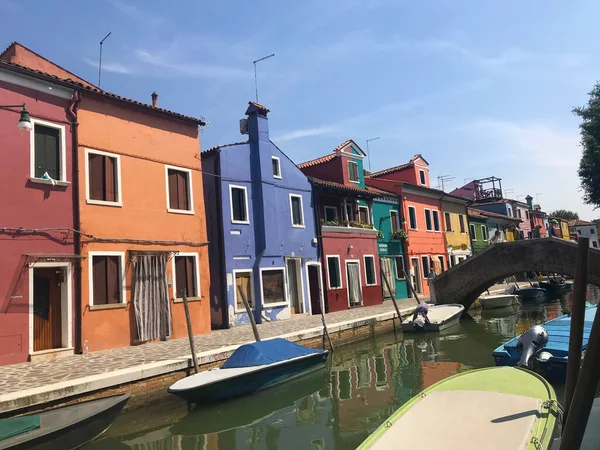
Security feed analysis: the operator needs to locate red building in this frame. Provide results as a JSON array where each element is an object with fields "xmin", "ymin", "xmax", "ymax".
[
  {"xmin": 0, "ymin": 60, "xmax": 77, "ymax": 364},
  {"xmin": 298, "ymin": 141, "xmax": 383, "ymax": 313}
]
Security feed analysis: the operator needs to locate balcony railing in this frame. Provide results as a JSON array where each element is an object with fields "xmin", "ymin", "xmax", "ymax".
[{"xmin": 321, "ymin": 220, "xmax": 379, "ymax": 235}]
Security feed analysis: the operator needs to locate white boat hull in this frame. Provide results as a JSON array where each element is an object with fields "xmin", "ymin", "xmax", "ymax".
[
  {"xmin": 480, "ymin": 295, "xmax": 519, "ymax": 309},
  {"xmin": 401, "ymin": 304, "xmax": 464, "ymax": 332}
]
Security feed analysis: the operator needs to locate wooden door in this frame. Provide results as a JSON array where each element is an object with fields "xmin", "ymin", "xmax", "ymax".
[
  {"xmin": 33, "ymin": 268, "xmax": 62, "ymax": 351},
  {"xmin": 411, "ymin": 258, "xmax": 422, "ymax": 294},
  {"xmin": 308, "ymin": 265, "xmax": 322, "ymax": 315},
  {"xmin": 286, "ymin": 259, "xmax": 301, "ymax": 314}
]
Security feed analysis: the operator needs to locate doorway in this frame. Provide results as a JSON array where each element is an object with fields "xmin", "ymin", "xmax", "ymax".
[
  {"xmin": 380, "ymin": 257, "xmax": 395, "ymax": 300},
  {"xmin": 306, "ymin": 263, "xmax": 324, "ymax": 315},
  {"xmin": 286, "ymin": 259, "xmax": 303, "ymax": 314},
  {"xmin": 346, "ymin": 261, "xmax": 363, "ymax": 307},
  {"xmin": 410, "ymin": 257, "xmax": 422, "ymax": 294}
]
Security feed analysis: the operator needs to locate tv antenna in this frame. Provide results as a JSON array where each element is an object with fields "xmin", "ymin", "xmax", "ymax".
[
  {"xmin": 535, "ymin": 192, "xmax": 543, "ymax": 204},
  {"xmin": 253, "ymin": 53, "xmax": 274, "ymax": 103},
  {"xmin": 98, "ymin": 31, "xmax": 112, "ymax": 88},
  {"xmin": 437, "ymin": 175, "xmax": 454, "ymax": 192},
  {"xmin": 504, "ymin": 188, "xmax": 514, "ymax": 197},
  {"xmin": 366, "ymin": 137, "xmax": 380, "ymax": 171}
]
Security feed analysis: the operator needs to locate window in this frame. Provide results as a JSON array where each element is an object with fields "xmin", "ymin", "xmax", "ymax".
[
  {"xmin": 364, "ymin": 256, "xmax": 376, "ymax": 286},
  {"xmin": 290, "ymin": 194, "xmax": 305, "ymax": 227},
  {"xmin": 419, "ymin": 169, "xmax": 426, "ymax": 185},
  {"xmin": 408, "ymin": 206, "xmax": 418, "ymax": 230},
  {"xmin": 394, "ymin": 256, "xmax": 405, "ymax": 279},
  {"xmin": 327, "ymin": 256, "xmax": 342, "ymax": 289},
  {"xmin": 591, "ymin": 228, "xmax": 596, "ymax": 234},
  {"xmin": 166, "ymin": 166, "xmax": 193, "ymax": 213},
  {"xmin": 438, "ymin": 256, "xmax": 445, "ymax": 272},
  {"xmin": 445, "ymin": 212, "xmax": 452, "ymax": 232},
  {"xmin": 525, "ymin": 210, "xmax": 530, "ymax": 220},
  {"xmin": 459, "ymin": 214, "xmax": 466, "ymax": 233},
  {"xmin": 230, "ymin": 185, "xmax": 249, "ymax": 224},
  {"xmin": 390, "ymin": 210, "xmax": 400, "ymax": 233},
  {"xmin": 421, "ymin": 256, "xmax": 430, "ymax": 278},
  {"xmin": 261, "ymin": 268, "xmax": 286, "ymax": 305},
  {"xmin": 272, "ymin": 156, "xmax": 281, "ymax": 179},
  {"xmin": 578, "ymin": 229, "xmax": 583, "ymax": 235},
  {"xmin": 593, "ymin": 241, "xmax": 598, "ymax": 248},
  {"xmin": 516, "ymin": 209, "xmax": 522, "ymax": 219},
  {"xmin": 348, "ymin": 161, "xmax": 359, "ymax": 182},
  {"xmin": 86, "ymin": 149, "xmax": 121, "ymax": 205},
  {"xmin": 481, "ymin": 226, "xmax": 488, "ymax": 241},
  {"xmin": 90, "ymin": 253, "xmax": 124, "ymax": 306},
  {"xmin": 345, "ymin": 202, "xmax": 354, "ymax": 222},
  {"xmin": 324, "ymin": 206, "xmax": 338, "ymax": 223},
  {"xmin": 31, "ymin": 120, "xmax": 66, "ymax": 182},
  {"xmin": 234, "ymin": 270, "xmax": 253, "ymax": 310},
  {"xmin": 469, "ymin": 223, "xmax": 476, "ymax": 240},
  {"xmin": 432, "ymin": 210, "xmax": 440, "ymax": 231},
  {"xmin": 527, "ymin": 231, "xmax": 533, "ymax": 239},
  {"xmin": 173, "ymin": 254, "xmax": 199, "ymax": 299},
  {"xmin": 358, "ymin": 206, "xmax": 370, "ymax": 224},
  {"xmin": 424, "ymin": 209, "xmax": 433, "ymax": 231}
]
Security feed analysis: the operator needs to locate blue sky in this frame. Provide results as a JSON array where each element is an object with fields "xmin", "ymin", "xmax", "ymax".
[{"xmin": 2, "ymin": 0, "xmax": 599, "ymax": 218}]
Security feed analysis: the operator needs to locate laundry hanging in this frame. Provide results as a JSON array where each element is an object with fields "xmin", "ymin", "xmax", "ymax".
[
  {"xmin": 347, "ymin": 263, "xmax": 363, "ymax": 306},
  {"xmin": 380, "ymin": 258, "xmax": 395, "ymax": 299}
]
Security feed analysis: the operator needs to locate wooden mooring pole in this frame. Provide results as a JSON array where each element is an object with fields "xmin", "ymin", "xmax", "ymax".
[
  {"xmin": 563, "ymin": 237, "xmax": 590, "ymax": 424},
  {"xmin": 402, "ymin": 268, "xmax": 421, "ymax": 305},
  {"xmin": 182, "ymin": 289, "xmax": 199, "ymax": 374},
  {"xmin": 381, "ymin": 268, "xmax": 403, "ymax": 322},
  {"xmin": 237, "ymin": 285, "xmax": 261, "ymax": 342}
]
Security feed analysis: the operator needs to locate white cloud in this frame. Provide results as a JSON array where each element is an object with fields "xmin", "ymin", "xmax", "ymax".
[
  {"xmin": 83, "ymin": 58, "xmax": 133, "ymax": 75},
  {"xmin": 273, "ymin": 125, "xmax": 338, "ymax": 142}
]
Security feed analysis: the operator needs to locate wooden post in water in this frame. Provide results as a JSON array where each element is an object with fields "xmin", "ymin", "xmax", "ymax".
[
  {"xmin": 381, "ymin": 268, "xmax": 403, "ymax": 321},
  {"xmin": 563, "ymin": 237, "xmax": 590, "ymax": 423},
  {"xmin": 182, "ymin": 289, "xmax": 199, "ymax": 374},
  {"xmin": 402, "ymin": 268, "xmax": 421, "ymax": 304},
  {"xmin": 237, "ymin": 285, "xmax": 261, "ymax": 342}
]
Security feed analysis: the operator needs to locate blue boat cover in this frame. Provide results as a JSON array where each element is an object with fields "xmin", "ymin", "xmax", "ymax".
[{"xmin": 221, "ymin": 338, "xmax": 324, "ymax": 369}]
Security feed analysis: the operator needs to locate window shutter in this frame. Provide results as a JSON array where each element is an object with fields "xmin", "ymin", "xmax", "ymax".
[
  {"xmin": 168, "ymin": 170, "xmax": 178, "ymax": 209},
  {"xmin": 34, "ymin": 128, "xmax": 46, "ymax": 178},
  {"xmin": 105, "ymin": 156, "xmax": 116, "ymax": 202},
  {"xmin": 177, "ymin": 171, "xmax": 189, "ymax": 210},
  {"xmin": 185, "ymin": 257, "xmax": 195, "ymax": 297},
  {"xmin": 106, "ymin": 256, "xmax": 120, "ymax": 304},
  {"xmin": 44, "ymin": 129, "xmax": 60, "ymax": 180},
  {"xmin": 89, "ymin": 154, "xmax": 104, "ymax": 200},
  {"xmin": 93, "ymin": 256, "xmax": 108, "ymax": 305}
]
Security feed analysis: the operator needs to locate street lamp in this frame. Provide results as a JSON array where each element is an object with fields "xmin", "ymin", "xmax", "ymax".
[{"xmin": 0, "ymin": 103, "xmax": 32, "ymax": 131}]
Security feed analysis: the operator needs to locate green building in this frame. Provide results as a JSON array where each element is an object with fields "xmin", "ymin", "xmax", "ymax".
[
  {"xmin": 468, "ymin": 208, "xmax": 489, "ymax": 253},
  {"xmin": 369, "ymin": 189, "xmax": 408, "ymax": 300}
]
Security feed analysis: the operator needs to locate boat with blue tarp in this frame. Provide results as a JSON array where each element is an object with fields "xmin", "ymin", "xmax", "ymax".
[
  {"xmin": 168, "ymin": 338, "xmax": 328, "ymax": 404},
  {"xmin": 492, "ymin": 305, "xmax": 597, "ymax": 381}
]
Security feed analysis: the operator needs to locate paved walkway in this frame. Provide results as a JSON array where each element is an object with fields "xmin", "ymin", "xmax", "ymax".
[{"xmin": 0, "ymin": 298, "xmax": 421, "ymax": 413}]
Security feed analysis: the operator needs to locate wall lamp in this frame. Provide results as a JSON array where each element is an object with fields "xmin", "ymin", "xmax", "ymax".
[{"xmin": 0, "ymin": 103, "xmax": 32, "ymax": 131}]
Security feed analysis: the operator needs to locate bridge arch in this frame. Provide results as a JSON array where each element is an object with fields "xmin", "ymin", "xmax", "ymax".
[{"xmin": 431, "ymin": 238, "xmax": 600, "ymax": 309}]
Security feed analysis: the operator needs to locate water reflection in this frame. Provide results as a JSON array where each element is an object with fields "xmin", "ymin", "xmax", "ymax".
[{"xmin": 85, "ymin": 286, "xmax": 600, "ymax": 450}]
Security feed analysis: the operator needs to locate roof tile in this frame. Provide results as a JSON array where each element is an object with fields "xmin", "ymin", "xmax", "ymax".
[{"xmin": 297, "ymin": 153, "xmax": 337, "ymax": 168}]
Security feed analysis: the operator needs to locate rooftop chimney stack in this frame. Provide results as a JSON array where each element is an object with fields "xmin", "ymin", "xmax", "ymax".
[{"xmin": 151, "ymin": 91, "xmax": 158, "ymax": 107}]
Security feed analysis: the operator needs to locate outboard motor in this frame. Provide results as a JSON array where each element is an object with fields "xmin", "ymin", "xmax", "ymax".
[
  {"xmin": 413, "ymin": 315, "xmax": 426, "ymax": 331},
  {"xmin": 516, "ymin": 325, "xmax": 549, "ymax": 369}
]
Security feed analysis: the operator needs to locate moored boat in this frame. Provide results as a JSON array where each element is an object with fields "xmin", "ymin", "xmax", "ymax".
[
  {"xmin": 0, "ymin": 393, "xmax": 129, "ymax": 450},
  {"xmin": 480, "ymin": 294, "xmax": 520, "ymax": 309},
  {"xmin": 357, "ymin": 367, "xmax": 559, "ymax": 449},
  {"xmin": 517, "ymin": 287, "xmax": 546, "ymax": 301},
  {"xmin": 401, "ymin": 304, "xmax": 464, "ymax": 332},
  {"xmin": 539, "ymin": 280, "xmax": 572, "ymax": 295},
  {"xmin": 168, "ymin": 338, "xmax": 328, "ymax": 404}
]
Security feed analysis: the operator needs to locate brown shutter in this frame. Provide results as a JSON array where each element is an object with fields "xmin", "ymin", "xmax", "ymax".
[
  {"xmin": 34, "ymin": 128, "xmax": 46, "ymax": 179},
  {"xmin": 44, "ymin": 129, "xmax": 60, "ymax": 180},
  {"xmin": 93, "ymin": 256, "xmax": 108, "ymax": 305},
  {"xmin": 89, "ymin": 154, "xmax": 104, "ymax": 200},
  {"xmin": 168, "ymin": 170, "xmax": 178, "ymax": 209},
  {"xmin": 105, "ymin": 156, "xmax": 116, "ymax": 202},
  {"xmin": 185, "ymin": 257, "xmax": 195, "ymax": 297},
  {"xmin": 175, "ymin": 256, "xmax": 185, "ymax": 298},
  {"xmin": 106, "ymin": 256, "xmax": 120, "ymax": 304},
  {"xmin": 177, "ymin": 171, "xmax": 188, "ymax": 210}
]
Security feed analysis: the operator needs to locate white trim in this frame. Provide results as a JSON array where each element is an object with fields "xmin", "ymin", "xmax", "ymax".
[
  {"xmin": 232, "ymin": 269, "xmax": 254, "ymax": 313},
  {"xmin": 390, "ymin": 210, "xmax": 400, "ymax": 233},
  {"xmin": 84, "ymin": 148, "xmax": 123, "ymax": 207},
  {"xmin": 444, "ymin": 211, "xmax": 453, "ymax": 232},
  {"xmin": 437, "ymin": 254, "xmax": 446, "ymax": 272},
  {"xmin": 28, "ymin": 262, "xmax": 73, "ymax": 354},
  {"xmin": 407, "ymin": 205, "xmax": 418, "ymax": 230},
  {"xmin": 229, "ymin": 184, "xmax": 250, "ymax": 225},
  {"xmin": 363, "ymin": 254, "xmax": 377, "ymax": 286},
  {"xmin": 432, "ymin": 210, "xmax": 441, "ymax": 232},
  {"xmin": 305, "ymin": 262, "xmax": 323, "ymax": 316},
  {"xmin": 87, "ymin": 251, "xmax": 126, "ymax": 307},
  {"xmin": 259, "ymin": 267, "xmax": 289, "ymax": 309},
  {"xmin": 410, "ymin": 256, "xmax": 422, "ymax": 293},
  {"xmin": 164, "ymin": 164, "xmax": 195, "ymax": 215},
  {"xmin": 171, "ymin": 252, "xmax": 201, "ymax": 301},
  {"xmin": 29, "ymin": 118, "xmax": 67, "ymax": 182},
  {"xmin": 481, "ymin": 225, "xmax": 488, "ymax": 241},
  {"xmin": 470, "ymin": 223, "xmax": 477, "ymax": 240},
  {"xmin": 345, "ymin": 259, "xmax": 363, "ymax": 308},
  {"xmin": 424, "ymin": 208, "xmax": 433, "ymax": 232},
  {"xmin": 347, "ymin": 160, "xmax": 360, "ymax": 183},
  {"xmin": 271, "ymin": 156, "xmax": 282, "ymax": 179},
  {"xmin": 289, "ymin": 194, "xmax": 305, "ymax": 228},
  {"xmin": 285, "ymin": 258, "xmax": 305, "ymax": 313},
  {"xmin": 418, "ymin": 169, "xmax": 427, "ymax": 186},
  {"xmin": 0, "ymin": 68, "xmax": 74, "ymax": 99},
  {"xmin": 324, "ymin": 205, "xmax": 338, "ymax": 222},
  {"xmin": 326, "ymin": 255, "xmax": 342, "ymax": 290},
  {"xmin": 358, "ymin": 205, "xmax": 370, "ymax": 225}
]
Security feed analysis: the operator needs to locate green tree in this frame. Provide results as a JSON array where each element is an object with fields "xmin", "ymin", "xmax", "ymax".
[
  {"xmin": 574, "ymin": 82, "xmax": 600, "ymax": 207},
  {"xmin": 549, "ymin": 209, "xmax": 579, "ymax": 220}
]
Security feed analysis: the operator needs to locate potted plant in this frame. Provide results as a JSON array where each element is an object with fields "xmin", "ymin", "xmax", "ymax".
[{"xmin": 391, "ymin": 229, "xmax": 408, "ymax": 241}]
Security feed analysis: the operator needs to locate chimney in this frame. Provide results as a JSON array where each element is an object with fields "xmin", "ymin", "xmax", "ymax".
[
  {"xmin": 151, "ymin": 91, "xmax": 158, "ymax": 107},
  {"xmin": 525, "ymin": 195, "xmax": 533, "ymax": 209},
  {"xmin": 245, "ymin": 101, "xmax": 270, "ymax": 144}
]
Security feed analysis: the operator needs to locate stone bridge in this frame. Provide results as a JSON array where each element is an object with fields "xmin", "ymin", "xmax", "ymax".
[{"xmin": 432, "ymin": 238, "xmax": 600, "ymax": 309}]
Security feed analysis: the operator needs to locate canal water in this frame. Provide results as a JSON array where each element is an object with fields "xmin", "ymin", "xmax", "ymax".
[{"xmin": 85, "ymin": 288, "xmax": 599, "ymax": 450}]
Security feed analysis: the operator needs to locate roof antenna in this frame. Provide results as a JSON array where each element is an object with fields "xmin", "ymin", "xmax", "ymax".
[
  {"xmin": 98, "ymin": 31, "xmax": 112, "ymax": 88},
  {"xmin": 253, "ymin": 53, "xmax": 274, "ymax": 103}
]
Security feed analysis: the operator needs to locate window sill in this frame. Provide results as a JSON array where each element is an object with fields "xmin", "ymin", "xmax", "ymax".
[
  {"xmin": 262, "ymin": 302, "xmax": 289, "ymax": 309},
  {"xmin": 232, "ymin": 220, "xmax": 250, "ymax": 225},
  {"xmin": 328, "ymin": 286, "xmax": 343, "ymax": 291},
  {"xmin": 87, "ymin": 199, "xmax": 122, "ymax": 207},
  {"xmin": 365, "ymin": 283, "xmax": 378, "ymax": 287},
  {"xmin": 234, "ymin": 307, "xmax": 255, "ymax": 314},
  {"xmin": 29, "ymin": 177, "xmax": 70, "ymax": 187},
  {"xmin": 89, "ymin": 303, "xmax": 127, "ymax": 311},
  {"xmin": 173, "ymin": 296, "xmax": 202, "ymax": 303},
  {"xmin": 167, "ymin": 208, "xmax": 195, "ymax": 215},
  {"xmin": 292, "ymin": 224, "xmax": 306, "ymax": 229},
  {"xmin": 349, "ymin": 179, "xmax": 360, "ymax": 184},
  {"xmin": 273, "ymin": 175, "xmax": 282, "ymax": 180}
]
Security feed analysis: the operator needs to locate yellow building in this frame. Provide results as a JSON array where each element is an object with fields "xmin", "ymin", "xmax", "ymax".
[{"xmin": 442, "ymin": 197, "xmax": 471, "ymax": 267}]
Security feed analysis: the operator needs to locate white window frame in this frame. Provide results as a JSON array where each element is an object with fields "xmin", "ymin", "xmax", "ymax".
[
  {"xmin": 358, "ymin": 205, "xmax": 370, "ymax": 224},
  {"xmin": 84, "ymin": 148, "xmax": 123, "ymax": 207},
  {"xmin": 481, "ymin": 225, "xmax": 488, "ymax": 241},
  {"xmin": 470, "ymin": 223, "xmax": 477, "ymax": 240},
  {"xmin": 345, "ymin": 202, "xmax": 354, "ymax": 222},
  {"xmin": 437, "ymin": 255, "xmax": 446, "ymax": 272},
  {"xmin": 88, "ymin": 251, "xmax": 127, "ymax": 308},
  {"xmin": 363, "ymin": 255, "xmax": 377, "ymax": 286},
  {"xmin": 424, "ymin": 208, "xmax": 433, "ymax": 232},
  {"xmin": 171, "ymin": 252, "xmax": 201, "ymax": 302},
  {"xmin": 432, "ymin": 210, "xmax": 441, "ymax": 232},
  {"xmin": 272, "ymin": 156, "xmax": 282, "ymax": 179},
  {"xmin": 418, "ymin": 169, "xmax": 426, "ymax": 186},
  {"xmin": 164, "ymin": 164, "xmax": 195, "ymax": 215},
  {"xmin": 324, "ymin": 205, "xmax": 338, "ymax": 222},
  {"xmin": 345, "ymin": 259, "xmax": 363, "ymax": 307},
  {"xmin": 326, "ymin": 255, "xmax": 342, "ymax": 290},
  {"xmin": 259, "ymin": 267, "xmax": 288, "ymax": 309},
  {"xmin": 30, "ymin": 118, "xmax": 68, "ymax": 185},
  {"xmin": 348, "ymin": 161, "xmax": 359, "ymax": 183},
  {"xmin": 229, "ymin": 184, "xmax": 250, "ymax": 225},
  {"xmin": 407, "ymin": 205, "xmax": 418, "ymax": 230},
  {"xmin": 459, "ymin": 214, "xmax": 466, "ymax": 233},
  {"xmin": 394, "ymin": 256, "xmax": 406, "ymax": 280},
  {"xmin": 233, "ymin": 269, "xmax": 254, "ymax": 313},
  {"xmin": 289, "ymin": 194, "xmax": 305, "ymax": 228}
]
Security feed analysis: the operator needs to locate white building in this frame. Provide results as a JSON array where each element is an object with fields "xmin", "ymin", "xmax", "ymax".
[{"xmin": 568, "ymin": 220, "xmax": 600, "ymax": 249}]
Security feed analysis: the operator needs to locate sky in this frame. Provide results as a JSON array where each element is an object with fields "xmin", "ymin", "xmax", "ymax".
[{"xmin": 2, "ymin": 0, "xmax": 599, "ymax": 218}]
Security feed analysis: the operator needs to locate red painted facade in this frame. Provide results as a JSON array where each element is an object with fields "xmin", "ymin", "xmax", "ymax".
[{"xmin": 0, "ymin": 74, "xmax": 75, "ymax": 365}]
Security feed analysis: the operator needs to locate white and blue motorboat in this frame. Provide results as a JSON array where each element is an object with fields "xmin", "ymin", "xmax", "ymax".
[
  {"xmin": 168, "ymin": 338, "xmax": 328, "ymax": 404},
  {"xmin": 492, "ymin": 305, "xmax": 597, "ymax": 382}
]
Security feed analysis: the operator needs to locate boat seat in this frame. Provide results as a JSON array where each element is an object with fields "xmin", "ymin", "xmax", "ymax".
[{"xmin": 370, "ymin": 390, "xmax": 543, "ymax": 450}]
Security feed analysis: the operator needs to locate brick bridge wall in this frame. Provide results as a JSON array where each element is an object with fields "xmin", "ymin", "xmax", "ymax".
[{"xmin": 432, "ymin": 238, "xmax": 600, "ymax": 309}]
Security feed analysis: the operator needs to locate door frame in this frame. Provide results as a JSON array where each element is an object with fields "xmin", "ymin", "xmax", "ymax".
[
  {"xmin": 305, "ymin": 261, "xmax": 324, "ymax": 316},
  {"xmin": 285, "ymin": 257, "xmax": 305, "ymax": 314},
  {"xmin": 28, "ymin": 262, "xmax": 73, "ymax": 354},
  {"xmin": 410, "ymin": 257, "xmax": 422, "ymax": 294},
  {"xmin": 345, "ymin": 259, "xmax": 363, "ymax": 307}
]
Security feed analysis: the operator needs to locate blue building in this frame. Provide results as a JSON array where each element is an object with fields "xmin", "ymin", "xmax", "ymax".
[{"xmin": 202, "ymin": 102, "xmax": 321, "ymax": 328}]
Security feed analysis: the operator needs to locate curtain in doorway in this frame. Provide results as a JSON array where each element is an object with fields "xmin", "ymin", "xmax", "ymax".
[
  {"xmin": 133, "ymin": 254, "xmax": 172, "ymax": 342},
  {"xmin": 347, "ymin": 263, "xmax": 363, "ymax": 306},
  {"xmin": 380, "ymin": 258, "xmax": 395, "ymax": 299},
  {"xmin": 431, "ymin": 255, "xmax": 442, "ymax": 275}
]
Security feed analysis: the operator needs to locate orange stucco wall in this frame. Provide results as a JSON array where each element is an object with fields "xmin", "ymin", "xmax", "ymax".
[{"xmin": 77, "ymin": 96, "xmax": 210, "ymax": 352}]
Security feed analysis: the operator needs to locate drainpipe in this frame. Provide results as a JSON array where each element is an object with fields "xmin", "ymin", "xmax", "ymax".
[{"xmin": 67, "ymin": 91, "xmax": 82, "ymax": 354}]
